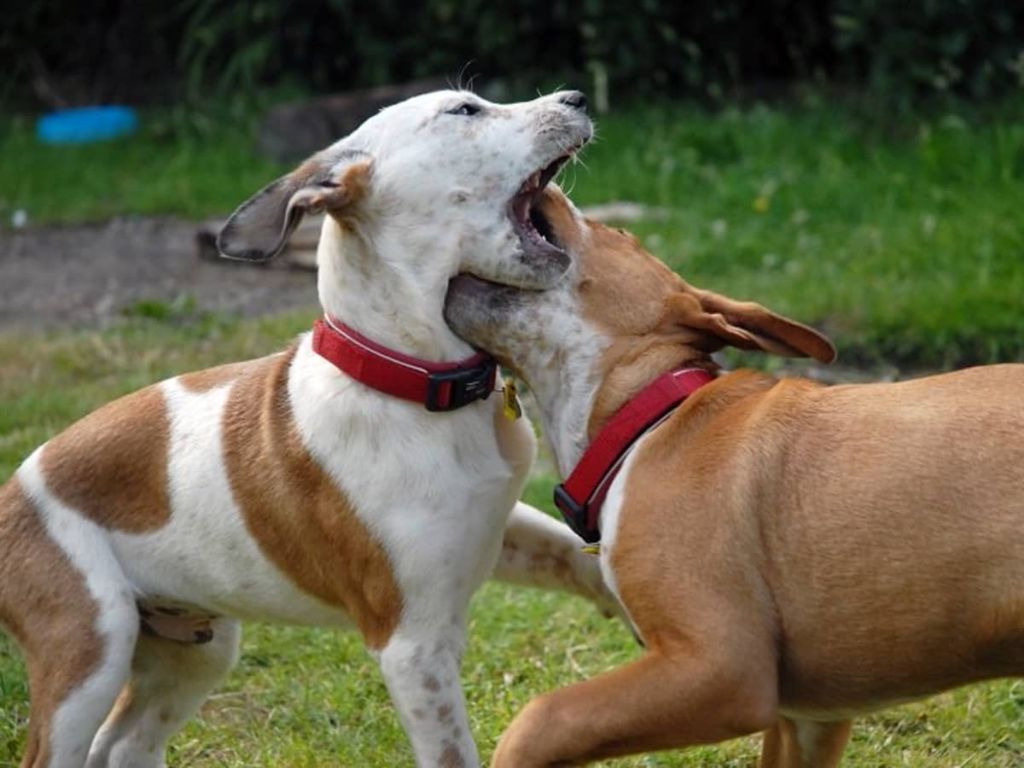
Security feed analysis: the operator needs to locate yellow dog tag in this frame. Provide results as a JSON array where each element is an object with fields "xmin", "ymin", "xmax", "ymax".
[
  {"xmin": 502, "ymin": 377, "xmax": 522, "ymax": 421},
  {"xmin": 580, "ymin": 544, "xmax": 601, "ymax": 556}
]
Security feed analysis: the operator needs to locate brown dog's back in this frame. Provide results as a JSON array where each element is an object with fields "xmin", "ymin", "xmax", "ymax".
[
  {"xmin": 614, "ymin": 364, "xmax": 1024, "ymax": 717},
  {"xmin": 758, "ymin": 365, "xmax": 1024, "ymax": 714}
]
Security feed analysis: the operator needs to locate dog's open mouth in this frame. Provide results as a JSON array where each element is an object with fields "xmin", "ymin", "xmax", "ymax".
[{"xmin": 509, "ymin": 152, "xmax": 576, "ymax": 258}]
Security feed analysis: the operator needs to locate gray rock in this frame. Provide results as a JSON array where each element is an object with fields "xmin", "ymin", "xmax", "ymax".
[{"xmin": 258, "ymin": 79, "xmax": 449, "ymax": 162}]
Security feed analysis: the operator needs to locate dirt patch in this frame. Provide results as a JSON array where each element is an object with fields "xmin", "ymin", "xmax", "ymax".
[
  {"xmin": 0, "ymin": 217, "xmax": 319, "ymax": 331},
  {"xmin": 0, "ymin": 202, "xmax": 675, "ymax": 333}
]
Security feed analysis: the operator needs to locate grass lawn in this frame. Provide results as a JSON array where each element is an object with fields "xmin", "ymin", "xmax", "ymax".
[
  {"xmin": 1, "ymin": 96, "xmax": 1023, "ymax": 764},
  {"xmin": 1, "ymin": 314, "xmax": 1022, "ymax": 766}
]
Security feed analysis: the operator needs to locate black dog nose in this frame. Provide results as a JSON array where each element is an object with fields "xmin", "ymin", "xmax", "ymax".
[{"xmin": 559, "ymin": 91, "xmax": 588, "ymax": 113}]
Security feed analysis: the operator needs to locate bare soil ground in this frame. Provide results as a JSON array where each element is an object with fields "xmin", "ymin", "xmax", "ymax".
[
  {"xmin": 0, "ymin": 217, "xmax": 318, "ymax": 331},
  {"xmin": 0, "ymin": 205, "xmax": 649, "ymax": 333}
]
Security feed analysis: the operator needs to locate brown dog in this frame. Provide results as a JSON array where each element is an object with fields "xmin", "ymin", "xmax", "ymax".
[{"xmin": 444, "ymin": 187, "xmax": 1024, "ymax": 767}]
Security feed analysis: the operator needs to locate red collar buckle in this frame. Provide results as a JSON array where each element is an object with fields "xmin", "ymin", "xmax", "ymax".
[
  {"xmin": 312, "ymin": 316, "xmax": 497, "ymax": 412},
  {"xmin": 554, "ymin": 367, "xmax": 715, "ymax": 543}
]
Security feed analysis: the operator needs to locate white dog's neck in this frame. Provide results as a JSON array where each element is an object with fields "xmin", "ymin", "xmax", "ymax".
[{"xmin": 317, "ymin": 218, "xmax": 476, "ymax": 361}]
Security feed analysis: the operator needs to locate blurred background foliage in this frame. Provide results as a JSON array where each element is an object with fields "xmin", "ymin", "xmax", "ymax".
[{"xmin": 3, "ymin": 0, "xmax": 1022, "ymax": 112}]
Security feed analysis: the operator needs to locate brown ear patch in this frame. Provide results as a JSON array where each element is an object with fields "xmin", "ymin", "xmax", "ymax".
[
  {"xmin": 284, "ymin": 160, "xmax": 372, "ymax": 220},
  {"xmin": 324, "ymin": 160, "xmax": 372, "ymax": 217},
  {"xmin": 662, "ymin": 293, "xmax": 762, "ymax": 353},
  {"xmin": 0, "ymin": 477, "xmax": 103, "ymax": 762},
  {"xmin": 665, "ymin": 286, "xmax": 836, "ymax": 364},
  {"xmin": 220, "ymin": 346, "xmax": 402, "ymax": 649},
  {"xmin": 696, "ymin": 290, "xmax": 836, "ymax": 363},
  {"xmin": 217, "ymin": 152, "xmax": 372, "ymax": 262},
  {"xmin": 40, "ymin": 385, "xmax": 171, "ymax": 532}
]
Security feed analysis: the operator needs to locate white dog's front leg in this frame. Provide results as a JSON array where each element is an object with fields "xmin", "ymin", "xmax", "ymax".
[
  {"xmin": 378, "ymin": 628, "xmax": 478, "ymax": 768},
  {"xmin": 493, "ymin": 501, "xmax": 620, "ymax": 617}
]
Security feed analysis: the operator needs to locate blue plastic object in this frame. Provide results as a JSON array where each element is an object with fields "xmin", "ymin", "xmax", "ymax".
[{"xmin": 37, "ymin": 106, "xmax": 139, "ymax": 145}]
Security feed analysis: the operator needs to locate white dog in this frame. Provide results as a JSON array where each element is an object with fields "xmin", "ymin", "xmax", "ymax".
[{"xmin": 0, "ymin": 90, "xmax": 610, "ymax": 768}]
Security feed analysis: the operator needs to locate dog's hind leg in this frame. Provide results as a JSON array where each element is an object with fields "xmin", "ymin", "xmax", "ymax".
[
  {"xmin": 759, "ymin": 717, "xmax": 852, "ymax": 768},
  {"xmin": 0, "ymin": 475, "xmax": 139, "ymax": 768},
  {"xmin": 491, "ymin": 502, "xmax": 619, "ymax": 617},
  {"xmin": 86, "ymin": 618, "xmax": 241, "ymax": 768},
  {"xmin": 20, "ymin": 607, "xmax": 137, "ymax": 768}
]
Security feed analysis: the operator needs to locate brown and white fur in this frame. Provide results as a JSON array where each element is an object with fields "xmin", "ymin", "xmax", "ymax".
[
  {"xmin": 444, "ymin": 188, "xmax": 1024, "ymax": 767},
  {"xmin": 0, "ymin": 91, "xmax": 616, "ymax": 768}
]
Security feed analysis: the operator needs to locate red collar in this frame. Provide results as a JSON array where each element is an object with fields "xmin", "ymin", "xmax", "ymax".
[
  {"xmin": 312, "ymin": 316, "xmax": 498, "ymax": 411},
  {"xmin": 554, "ymin": 367, "xmax": 715, "ymax": 543}
]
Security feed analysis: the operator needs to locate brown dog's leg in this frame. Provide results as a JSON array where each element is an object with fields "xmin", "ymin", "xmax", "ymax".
[
  {"xmin": 759, "ymin": 717, "xmax": 852, "ymax": 768},
  {"xmin": 491, "ymin": 649, "xmax": 777, "ymax": 767}
]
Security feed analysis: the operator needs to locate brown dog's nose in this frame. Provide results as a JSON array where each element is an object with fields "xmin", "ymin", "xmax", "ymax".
[{"xmin": 559, "ymin": 91, "xmax": 588, "ymax": 113}]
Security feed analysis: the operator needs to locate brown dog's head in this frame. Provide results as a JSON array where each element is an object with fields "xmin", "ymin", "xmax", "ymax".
[{"xmin": 444, "ymin": 188, "xmax": 835, "ymax": 459}]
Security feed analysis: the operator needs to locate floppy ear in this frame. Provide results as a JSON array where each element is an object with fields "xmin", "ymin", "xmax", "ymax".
[
  {"xmin": 217, "ymin": 150, "xmax": 372, "ymax": 262},
  {"xmin": 668, "ymin": 287, "xmax": 836, "ymax": 363}
]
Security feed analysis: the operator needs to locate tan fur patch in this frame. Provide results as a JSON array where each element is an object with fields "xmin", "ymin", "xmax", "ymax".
[
  {"xmin": 40, "ymin": 384, "xmax": 171, "ymax": 532},
  {"xmin": 178, "ymin": 360, "xmax": 258, "ymax": 393},
  {"xmin": 573, "ymin": 224, "xmax": 714, "ymax": 437},
  {"xmin": 0, "ymin": 477, "xmax": 103, "ymax": 765},
  {"xmin": 221, "ymin": 346, "xmax": 402, "ymax": 649},
  {"xmin": 292, "ymin": 158, "xmax": 372, "ymax": 223}
]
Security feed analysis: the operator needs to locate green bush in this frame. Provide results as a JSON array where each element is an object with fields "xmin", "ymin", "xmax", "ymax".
[
  {"xmin": 833, "ymin": 0, "xmax": 1024, "ymax": 106},
  {"xmin": 2, "ymin": 2, "xmax": 1022, "ymax": 109}
]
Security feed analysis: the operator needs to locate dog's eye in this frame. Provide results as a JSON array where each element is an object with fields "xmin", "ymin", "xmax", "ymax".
[{"xmin": 446, "ymin": 102, "xmax": 482, "ymax": 117}]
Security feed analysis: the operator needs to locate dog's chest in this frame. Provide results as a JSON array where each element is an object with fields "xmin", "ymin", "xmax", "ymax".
[{"xmin": 290, "ymin": 345, "xmax": 528, "ymax": 604}]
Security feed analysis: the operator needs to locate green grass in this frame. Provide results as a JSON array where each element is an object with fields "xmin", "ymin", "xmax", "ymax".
[
  {"xmin": 1, "ymin": 314, "xmax": 1022, "ymax": 766},
  {"xmin": 0, "ymin": 111, "xmax": 284, "ymax": 224}
]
